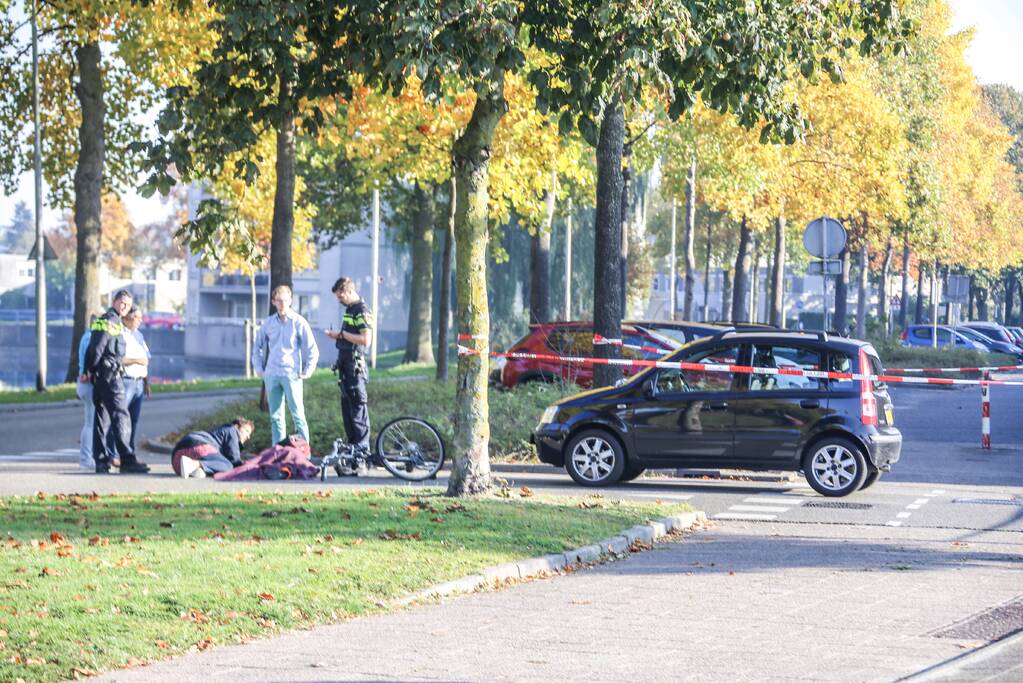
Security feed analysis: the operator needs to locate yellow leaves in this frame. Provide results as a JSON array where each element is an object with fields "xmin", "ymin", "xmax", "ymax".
[{"xmin": 518, "ymin": 486, "xmax": 534, "ymax": 498}]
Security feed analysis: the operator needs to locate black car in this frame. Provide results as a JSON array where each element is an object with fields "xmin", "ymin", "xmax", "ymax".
[
  {"xmin": 531, "ymin": 330, "xmax": 901, "ymax": 497},
  {"xmin": 625, "ymin": 319, "xmax": 778, "ymax": 346}
]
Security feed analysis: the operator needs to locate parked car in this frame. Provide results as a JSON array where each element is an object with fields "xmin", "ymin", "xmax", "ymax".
[
  {"xmin": 959, "ymin": 322, "xmax": 1023, "ymax": 356},
  {"xmin": 951, "ymin": 326, "xmax": 1021, "ymax": 357},
  {"xmin": 497, "ymin": 321, "xmax": 678, "ymax": 389},
  {"xmin": 1005, "ymin": 326, "xmax": 1023, "ymax": 348},
  {"xmin": 532, "ymin": 329, "xmax": 901, "ymax": 497},
  {"xmin": 899, "ymin": 325, "xmax": 989, "ymax": 351},
  {"xmin": 142, "ymin": 311, "xmax": 183, "ymax": 329}
]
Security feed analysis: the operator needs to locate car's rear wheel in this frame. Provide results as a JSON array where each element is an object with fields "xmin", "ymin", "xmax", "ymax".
[
  {"xmin": 803, "ymin": 437, "xmax": 867, "ymax": 497},
  {"xmin": 564, "ymin": 429, "xmax": 626, "ymax": 487},
  {"xmin": 619, "ymin": 462, "xmax": 646, "ymax": 483},
  {"xmin": 860, "ymin": 468, "xmax": 881, "ymax": 490}
]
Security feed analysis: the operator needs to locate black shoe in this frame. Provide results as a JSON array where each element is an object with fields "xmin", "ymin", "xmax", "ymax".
[
  {"xmin": 119, "ymin": 461, "xmax": 150, "ymax": 474},
  {"xmin": 95, "ymin": 464, "xmax": 111, "ymax": 474}
]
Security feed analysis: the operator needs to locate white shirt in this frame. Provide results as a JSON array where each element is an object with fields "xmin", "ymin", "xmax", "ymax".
[{"xmin": 123, "ymin": 328, "xmax": 150, "ymax": 379}]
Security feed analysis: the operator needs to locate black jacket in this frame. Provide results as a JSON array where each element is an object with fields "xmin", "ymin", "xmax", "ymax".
[
  {"xmin": 84, "ymin": 308, "xmax": 126, "ymax": 381},
  {"xmin": 337, "ymin": 299, "xmax": 372, "ymax": 361},
  {"xmin": 173, "ymin": 424, "xmax": 243, "ymax": 466}
]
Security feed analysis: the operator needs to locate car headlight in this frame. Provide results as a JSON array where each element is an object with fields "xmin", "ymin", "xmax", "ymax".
[{"xmin": 539, "ymin": 406, "xmax": 560, "ymax": 425}]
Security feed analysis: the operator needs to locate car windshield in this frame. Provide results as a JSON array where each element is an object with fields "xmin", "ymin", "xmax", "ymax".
[
  {"xmin": 643, "ymin": 328, "xmax": 681, "ymax": 350},
  {"xmin": 956, "ymin": 327, "xmax": 989, "ymax": 344}
]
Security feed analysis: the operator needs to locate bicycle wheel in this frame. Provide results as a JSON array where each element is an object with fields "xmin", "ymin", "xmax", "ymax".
[{"xmin": 375, "ymin": 417, "xmax": 446, "ymax": 481}]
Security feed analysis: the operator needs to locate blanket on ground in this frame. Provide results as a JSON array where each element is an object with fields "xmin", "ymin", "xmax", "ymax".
[{"xmin": 213, "ymin": 436, "xmax": 318, "ymax": 481}]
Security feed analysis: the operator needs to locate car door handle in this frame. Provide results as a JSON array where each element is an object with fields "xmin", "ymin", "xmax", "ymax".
[
  {"xmin": 800, "ymin": 399, "xmax": 821, "ymax": 409},
  {"xmin": 702, "ymin": 401, "xmax": 729, "ymax": 411}
]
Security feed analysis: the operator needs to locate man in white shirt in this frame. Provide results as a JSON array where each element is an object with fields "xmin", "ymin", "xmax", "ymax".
[
  {"xmin": 252, "ymin": 285, "xmax": 319, "ymax": 444},
  {"xmin": 121, "ymin": 305, "xmax": 151, "ymax": 453}
]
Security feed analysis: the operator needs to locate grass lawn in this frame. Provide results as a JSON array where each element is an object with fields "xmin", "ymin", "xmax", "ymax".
[{"xmin": 0, "ymin": 489, "xmax": 686, "ymax": 682}]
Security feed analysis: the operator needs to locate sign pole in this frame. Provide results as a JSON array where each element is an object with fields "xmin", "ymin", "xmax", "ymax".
[
  {"xmin": 669, "ymin": 198, "xmax": 677, "ymax": 320},
  {"xmin": 370, "ymin": 188, "xmax": 380, "ymax": 369},
  {"xmin": 822, "ymin": 218, "xmax": 830, "ymax": 331}
]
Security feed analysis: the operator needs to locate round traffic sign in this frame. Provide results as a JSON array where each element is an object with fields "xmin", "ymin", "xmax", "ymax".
[{"xmin": 803, "ymin": 217, "xmax": 847, "ymax": 258}]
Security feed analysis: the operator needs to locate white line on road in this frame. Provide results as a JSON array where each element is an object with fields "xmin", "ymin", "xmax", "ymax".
[
  {"xmin": 885, "ymin": 520, "xmax": 903, "ymax": 527},
  {"xmin": 729, "ymin": 505, "xmax": 791, "ymax": 513},
  {"xmin": 913, "ymin": 498, "xmax": 930, "ymax": 505},
  {"xmin": 907, "ymin": 504, "xmax": 921, "ymax": 510},
  {"xmin": 713, "ymin": 512, "xmax": 777, "ymax": 521},
  {"xmin": 746, "ymin": 496, "xmax": 807, "ymax": 505},
  {"xmin": 929, "ymin": 490, "xmax": 946, "ymax": 496},
  {"xmin": 896, "ymin": 512, "xmax": 912, "ymax": 519}
]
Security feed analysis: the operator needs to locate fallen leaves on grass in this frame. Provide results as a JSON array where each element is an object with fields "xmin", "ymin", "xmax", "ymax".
[
  {"xmin": 194, "ymin": 637, "xmax": 214, "ymax": 652},
  {"xmin": 257, "ymin": 593, "xmax": 275, "ymax": 603},
  {"xmin": 154, "ymin": 640, "xmax": 171, "ymax": 649},
  {"xmin": 379, "ymin": 529, "xmax": 421, "ymax": 541},
  {"xmin": 519, "ymin": 486, "xmax": 534, "ymax": 498},
  {"xmin": 39, "ymin": 567, "xmax": 61, "ymax": 577},
  {"xmin": 180, "ymin": 608, "xmax": 209, "ymax": 624},
  {"xmin": 88, "ymin": 536, "xmax": 109, "ymax": 546},
  {"xmin": 70, "ymin": 665, "xmax": 97, "ymax": 679}
]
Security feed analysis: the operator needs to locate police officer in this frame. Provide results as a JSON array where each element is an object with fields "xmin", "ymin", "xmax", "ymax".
[
  {"xmin": 325, "ymin": 277, "xmax": 372, "ymax": 455},
  {"xmin": 84, "ymin": 290, "xmax": 150, "ymax": 474}
]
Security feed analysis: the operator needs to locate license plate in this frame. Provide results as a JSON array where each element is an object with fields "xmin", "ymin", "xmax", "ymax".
[{"xmin": 885, "ymin": 406, "xmax": 894, "ymax": 424}]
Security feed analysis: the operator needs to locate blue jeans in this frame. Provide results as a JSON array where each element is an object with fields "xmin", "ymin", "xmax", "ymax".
[
  {"xmin": 123, "ymin": 377, "xmax": 145, "ymax": 453},
  {"xmin": 264, "ymin": 375, "xmax": 309, "ymax": 444},
  {"xmin": 76, "ymin": 381, "xmax": 95, "ymax": 469},
  {"xmin": 199, "ymin": 453, "xmax": 235, "ymax": 475}
]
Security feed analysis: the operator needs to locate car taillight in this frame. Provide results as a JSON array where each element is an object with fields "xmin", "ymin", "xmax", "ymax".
[
  {"xmin": 859, "ymin": 348, "xmax": 878, "ymax": 426},
  {"xmin": 899, "ymin": 329, "xmax": 907, "ymax": 341}
]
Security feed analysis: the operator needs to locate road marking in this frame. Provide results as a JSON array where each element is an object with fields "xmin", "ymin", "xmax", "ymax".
[
  {"xmin": 896, "ymin": 511, "xmax": 912, "ymax": 519},
  {"xmin": 907, "ymin": 504, "xmax": 921, "ymax": 510},
  {"xmin": 713, "ymin": 512, "xmax": 777, "ymax": 521},
  {"xmin": 885, "ymin": 520, "xmax": 903, "ymax": 527},
  {"xmin": 913, "ymin": 498, "xmax": 930, "ymax": 505},
  {"xmin": 746, "ymin": 496, "xmax": 807, "ymax": 505},
  {"xmin": 929, "ymin": 489, "xmax": 946, "ymax": 496},
  {"xmin": 618, "ymin": 492, "xmax": 693, "ymax": 501},
  {"xmin": 729, "ymin": 505, "xmax": 790, "ymax": 513}
]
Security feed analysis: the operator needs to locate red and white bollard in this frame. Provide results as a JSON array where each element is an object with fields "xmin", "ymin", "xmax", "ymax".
[{"xmin": 981, "ymin": 370, "xmax": 991, "ymax": 449}]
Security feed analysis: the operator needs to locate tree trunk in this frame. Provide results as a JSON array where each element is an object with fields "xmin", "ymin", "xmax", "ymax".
[
  {"xmin": 856, "ymin": 244, "xmax": 869, "ymax": 339},
  {"xmin": 770, "ymin": 214, "xmax": 786, "ymax": 327},
  {"xmin": 834, "ymin": 247, "xmax": 850, "ymax": 332},
  {"xmin": 446, "ymin": 72, "xmax": 505, "ymax": 497},
  {"xmin": 750, "ymin": 244, "xmax": 760, "ymax": 323},
  {"xmin": 731, "ymin": 217, "xmax": 752, "ymax": 322},
  {"xmin": 435, "ymin": 175, "xmax": 455, "ymax": 382},
  {"xmin": 529, "ymin": 178, "xmax": 555, "ymax": 324},
  {"xmin": 1004, "ymin": 273, "xmax": 1015, "ymax": 326},
  {"xmin": 702, "ymin": 218, "xmax": 711, "ymax": 321},
  {"xmin": 66, "ymin": 42, "xmax": 104, "ymax": 383},
  {"xmin": 721, "ymin": 268, "xmax": 733, "ymax": 322},
  {"xmin": 915, "ymin": 264, "xmax": 924, "ymax": 324},
  {"xmin": 270, "ymin": 74, "xmax": 296, "ymax": 313},
  {"xmin": 977, "ymin": 282, "xmax": 988, "ymax": 320},
  {"xmin": 619, "ymin": 144, "xmax": 631, "ymax": 317},
  {"xmin": 879, "ymin": 236, "xmax": 893, "ymax": 330},
  {"xmin": 900, "ymin": 239, "xmax": 911, "ymax": 329},
  {"xmin": 592, "ymin": 95, "xmax": 625, "ymax": 388},
  {"xmin": 968, "ymin": 273, "xmax": 976, "ymax": 320},
  {"xmin": 404, "ymin": 182, "xmax": 435, "ymax": 364},
  {"xmin": 682, "ymin": 154, "xmax": 697, "ymax": 319}
]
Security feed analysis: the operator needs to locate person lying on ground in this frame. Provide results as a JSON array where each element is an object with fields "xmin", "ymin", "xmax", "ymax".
[{"xmin": 172, "ymin": 417, "xmax": 255, "ymax": 479}]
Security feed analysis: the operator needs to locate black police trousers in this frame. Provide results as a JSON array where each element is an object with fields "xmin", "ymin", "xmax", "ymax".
[
  {"xmin": 92, "ymin": 375, "xmax": 137, "ymax": 469},
  {"xmin": 337, "ymin": 358, "xmax": 370, "ymax": 450}
]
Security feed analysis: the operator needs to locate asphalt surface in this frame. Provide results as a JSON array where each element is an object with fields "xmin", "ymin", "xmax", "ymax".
[{"xmin": 2, "ymin": 381, "xmax": 1022, "ymax": 681}]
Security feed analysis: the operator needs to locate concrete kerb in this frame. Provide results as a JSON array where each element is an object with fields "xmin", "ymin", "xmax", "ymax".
[{"xmin": 394, "ymin": 510, "xmax": 707, "ymax": 607}]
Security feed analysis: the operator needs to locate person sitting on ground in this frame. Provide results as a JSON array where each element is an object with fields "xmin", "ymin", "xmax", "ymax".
[{"xmin": 172, "ymin": 417, "xmax": 255, "ymax": 478}]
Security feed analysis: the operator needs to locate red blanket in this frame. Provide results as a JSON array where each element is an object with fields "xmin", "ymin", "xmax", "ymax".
[{"xmin": 213, "ymin": 437, "xmax": 319, "ymax": 481}]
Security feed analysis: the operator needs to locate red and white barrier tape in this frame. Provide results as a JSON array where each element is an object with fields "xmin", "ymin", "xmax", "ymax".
[
  {"xmin": 886, "ymin": 364, "xmax": 1023, "ymax": 374},
  {"xmin": 458, "ymin": 345, "xmax": 1023, "ymax": 387},
  {"xmin": 591, "ymin": 333, "xmax": 671, "ymax": 355},
  {"xmin": 981, "ymin": 370, "xmax": 991, "ymax": 449}
]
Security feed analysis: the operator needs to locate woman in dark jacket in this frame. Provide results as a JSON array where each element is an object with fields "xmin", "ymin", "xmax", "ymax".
[{"xmin": 173, "ymin": 417, "xmax": 255, "ymax": 478}]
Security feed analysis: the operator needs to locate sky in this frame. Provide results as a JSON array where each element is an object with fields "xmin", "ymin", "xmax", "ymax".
[{"xmin": 1, "ymin": 1, "xmax": 1022, "ymax": 241}]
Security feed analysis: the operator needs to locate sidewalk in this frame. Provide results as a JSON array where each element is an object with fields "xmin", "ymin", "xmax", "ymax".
[{"xmin": 94, "ymin": 521, "xmax": 1023, "ymax": 682}]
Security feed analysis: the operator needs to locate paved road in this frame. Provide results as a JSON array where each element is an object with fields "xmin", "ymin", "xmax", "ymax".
[{"xmin": 3, "ymin": 382, "xmax": 1022, "ymax": 681}]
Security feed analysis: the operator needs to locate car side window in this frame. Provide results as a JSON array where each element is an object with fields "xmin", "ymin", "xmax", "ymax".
[
  {"xmin": 912, "ymin": 328, "xmax": 930, "ymax": 340},
  {"xmin": 676, "ymin": 345, "xmax": 740, "ymax": 392},
  {"xmin": 546, "ymin": 329, "xmax": 593, "ymax": 357},
  {"xmin": 749, "ymin": 344, "xmax": 823, "ymax": 391},
  {"xmin": 828, "ymin": 352, "xmax": 856, "ymax": 390}
]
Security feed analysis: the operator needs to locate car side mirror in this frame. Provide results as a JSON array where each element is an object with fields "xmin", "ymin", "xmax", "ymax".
[{"xmin": 643, "ymin": 377, "xmax": 656, "ymax": 399}]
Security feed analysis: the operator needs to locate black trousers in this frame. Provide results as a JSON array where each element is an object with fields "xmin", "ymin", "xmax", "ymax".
[
  {"xmin": 92, "ymin": 375, "xmax": 137, "ymax": 468},
  {"xmin": 338, "ymin": 358, "xmax": 370, "ymax": 450}
]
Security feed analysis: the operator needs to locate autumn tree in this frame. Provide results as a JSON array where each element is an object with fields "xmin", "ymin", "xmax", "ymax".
[{"xmin": 0, "ymin": 0, "xmax": 212, "ymax": 381}]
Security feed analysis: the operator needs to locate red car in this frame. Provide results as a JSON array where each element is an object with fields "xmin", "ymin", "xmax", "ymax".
[
  {"xmin": 498, "ymin": 322, "xmax": 678, "ymax": 389},
  {"xmin": 142, "ymin": 311, "xmax": 183, "ymax": 330}
]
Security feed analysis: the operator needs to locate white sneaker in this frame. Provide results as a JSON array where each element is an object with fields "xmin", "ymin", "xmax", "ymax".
[
  {"xmin": 179, "ymin": 455, "xmax": 200, "ymax": 479},
  {"xmin": 190, "ymin": 467, "xmax": 207, "ymax": 479}
]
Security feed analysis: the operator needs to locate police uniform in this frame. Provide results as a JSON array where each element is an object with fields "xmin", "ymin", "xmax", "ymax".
[
  {"xmin": 84, "ymin": 308, "xmax": 146, "ymax": 473},
  {"xmin": 336, "ymin": 299, "xmax": 372, "ymax": 451}
]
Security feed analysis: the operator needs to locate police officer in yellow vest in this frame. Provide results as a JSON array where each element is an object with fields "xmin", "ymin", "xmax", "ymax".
[
  {"xmin": 326, "ymin": 277, "xmax": 372, "ymax": 455},
  {"xmin": 84, "ymin": 290, "xmax": 150, "ymax": 474}
]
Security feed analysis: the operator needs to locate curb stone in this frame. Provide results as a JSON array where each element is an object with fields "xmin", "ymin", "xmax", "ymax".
[{"xmin": 394, "ymin": 510, "xmax": 706, "ymax": 607}]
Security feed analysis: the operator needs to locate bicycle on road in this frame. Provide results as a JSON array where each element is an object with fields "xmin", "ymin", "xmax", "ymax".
[{"xmin": 318, "ymin": 416, "xmax": 446, "ymax": 482}]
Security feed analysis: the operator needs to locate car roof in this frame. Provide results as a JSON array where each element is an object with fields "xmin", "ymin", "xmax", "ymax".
[
  {"xmin": 692, "ymin": 329, "xmax": 869, "ymax": 351},
  {"xmin": 962, "ymin": 321, "xmax": 1004, "ymax": 328}
]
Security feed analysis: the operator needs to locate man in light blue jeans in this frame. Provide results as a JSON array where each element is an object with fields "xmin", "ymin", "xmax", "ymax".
[{"xmin": 253, "ymin": 285, "xmax": 319, "ymax": 444}]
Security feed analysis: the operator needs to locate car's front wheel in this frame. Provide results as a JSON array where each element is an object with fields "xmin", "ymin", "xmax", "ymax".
[
  {"xmin": 803, "ymin": 437, "xmax": 867, "ymax": 497},
  {"xmin": 565, "ymin": 429, "xmax": 626, "ymax": 487}
]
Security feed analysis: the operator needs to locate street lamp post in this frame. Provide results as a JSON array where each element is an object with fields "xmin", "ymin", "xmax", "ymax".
[{"xmin": 31, "ymin": 0, "xmax": 47, "ymax": 391}]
